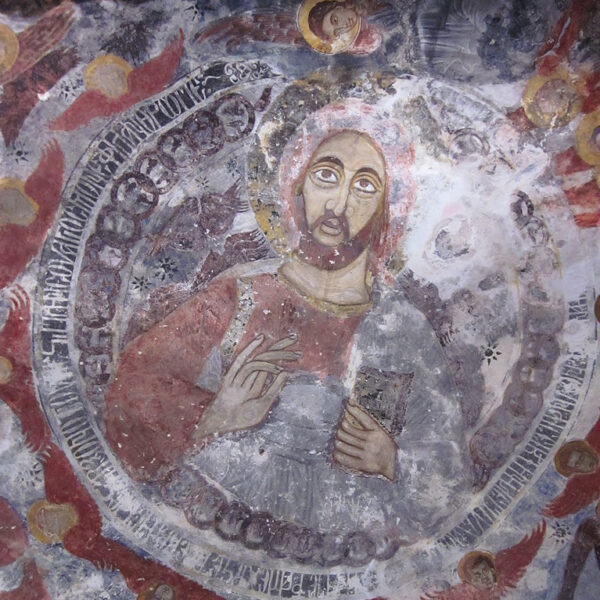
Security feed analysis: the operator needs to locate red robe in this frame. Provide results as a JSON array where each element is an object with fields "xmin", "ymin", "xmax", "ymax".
[{"xmin": 104, "ymin": 273, "xmax": 361, "ymax": 482}]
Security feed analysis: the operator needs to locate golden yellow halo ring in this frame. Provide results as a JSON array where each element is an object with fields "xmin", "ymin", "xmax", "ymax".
[
  {"xmin": 457, "ymin": 550, "xmax": 496, "ymax": 583},
  {"xmin": 27, "ymin": 500, "xmax": 79, "ymax": 544},
  {"xmin": 297, "ymin": 0, "xmax": 361, "ymax": 55},
  {"xmin": 575, "ymin": 108, "xmax": 600, "ymax": 166},
  {"xmin": 554, "ymin": 439, "xmax": 599, "ymax": 477},
  {"xmin": 522, "ymin": 69, "xmax": 582, "ymax": 129},
  {"xmin": 0, "ymin": 178, "xmax": 38, "ymax": 227},
  {"xmin": 83, "ymin": 53, "xmax": 133, "ymax": 98},
  {"xmin": 0, "ymin": 24, "xmax": 19, "ymax": 74}
]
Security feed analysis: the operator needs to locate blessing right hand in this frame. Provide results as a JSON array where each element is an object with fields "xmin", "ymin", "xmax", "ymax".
[{"xmin": 193, "ymin": 334, "xmax": 299, "ymax": 440}]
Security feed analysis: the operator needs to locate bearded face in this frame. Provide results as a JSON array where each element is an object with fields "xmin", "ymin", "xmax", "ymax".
[{"xmin": 295, "ymin": 130, "xmax": 386, "ymax": 270}]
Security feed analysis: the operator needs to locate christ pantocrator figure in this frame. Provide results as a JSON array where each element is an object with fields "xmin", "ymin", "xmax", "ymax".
[{"xmin": 104, "ymin": 100, "xmax": 468, "ymax": 542}]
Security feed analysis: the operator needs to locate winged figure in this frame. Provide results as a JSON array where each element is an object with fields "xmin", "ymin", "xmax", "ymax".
[
  {"xmin": 535, "ymin": 0, "xmax": 595, "ymax": 76},
  {"xmin": 421, "ymin": 522, "xmax": 546, "ymax": 600},
  {"xmin": 0, "ymin": 287, "xmax": 51, "ymax": 453},
  {"xmin": 50, "ymin": 30, "xmax": 184, "ymax": 132},
  {"xmin": 41, "ymin": 441, "xmax": 224, "ymax": 598},
  {"xmin": 0, "ymin": 497, "xmax": 27, "ymax": 567},
  {"xmin": 196, "ymin": 0, "xmax": 396, "ymax": 56},
  {"xmin": 149, "ymin": 180, "xmax": 244, "ymax": 256},
  {"xmin": 192, "ymin": 228, "xmax": 271, "ymax": 290},
  {"xmin": 0, "ymin": 140, "xmax": 64, "ymax": 289},
  {"xmin": 0, "ymin": 1, "xmax": 75, "ymax": 86},
  {"xmin": 0, "ymin": 47, "xmax": 78, "ymax": 145},
  {"xmin": 0, "ymin": 558, "xmax": 50, "ymax": 600},
  {"xmin": 543, "ymin": 413, "xmax": 600, "ymax": 518}
]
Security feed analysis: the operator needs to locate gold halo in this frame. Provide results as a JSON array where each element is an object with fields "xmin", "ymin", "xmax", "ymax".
[
  {"xmin": 0, "ymin": 356, "xmax": 13, "ymax": 383},
  {"xmin": 27, "ymin": 500, "xmax": 79, "ymax": 544},
  {"xmin": 554, "ymin": 439, "xmax": 599, "ymax": 477},
  {"xmin": 297, "ymin": 0, "xmax": 361, "ymax": 55},
  {"xmin": 457, "ymin": 550, "xmax": 496, "ymax": 583},
  {"xmin": 83, "ymin": 54, "xmax": 133, "ymax": 98},
  {"xmin": 0, "ymin": 24, "xmax": 19, "ymax": 74},
  {"xmin": 0, "ymin": 178, "xmax": 38, "ymax": 227},
  {"xmin": 522, "ymin": 70, "xmax": 582, "ymax": 129},
  {"xmin": 575, "ymin": 108, "xmax": 600, "ymax": 166}
]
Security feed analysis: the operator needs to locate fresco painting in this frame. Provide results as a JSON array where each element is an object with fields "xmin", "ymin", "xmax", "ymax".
[{"xmin": 0, "ymin": 1, "xmax": 599, "ymax": 599}]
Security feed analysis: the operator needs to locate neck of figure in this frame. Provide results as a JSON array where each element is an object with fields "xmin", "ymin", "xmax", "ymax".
[{"xmin": 281, "ymin": 247, "xmax": 371, "ymax": 306}]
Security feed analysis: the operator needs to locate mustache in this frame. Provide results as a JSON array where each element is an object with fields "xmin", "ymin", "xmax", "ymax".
[{"xmin": 311, "ymin": 210, "xmax": 350, "ymax": 241}]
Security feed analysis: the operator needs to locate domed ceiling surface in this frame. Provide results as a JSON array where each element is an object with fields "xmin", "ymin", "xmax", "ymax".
[{"xmin": 0, "ymin": 1, "xmax": 599, "ymax": 599}]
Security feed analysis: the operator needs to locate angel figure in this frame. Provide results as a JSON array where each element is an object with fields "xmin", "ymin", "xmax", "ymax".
[
  {"xmin": 0, "ymin": 2, "xmax": 78, "ymax": 144},
  {"xmin": 422, "ymin": 522, "xmax": 546, "ymax": 600},
  {"xmin": 555, "ymin": 502, "xmax": 600, "ymax": 600},
  {"xmin": 543, "ymin": 414, "xmax": 600, "ymax": 518},
  {"xmin": 0, "ymin": 287, "xmax": 51, "ymax": 453},
  {"xmin": 196, "ymin": 0, "xmax": 396, "ymax": 56},
  {"xmin": 50, "ymin": 30, "xmax": 184, "ymax": 131},
  {"xmin": 0, "ymin": 1, "xmax": 75, "ymax": 86}
]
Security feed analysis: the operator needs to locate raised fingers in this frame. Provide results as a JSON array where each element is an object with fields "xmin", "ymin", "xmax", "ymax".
[
  {"xmin": 252, "ymin": 350, "xmax": 301, "ymax": 363},
  {"xmin": 226, "ymin": 334, "xmax": 265, "ymax": 382},
  {"xmin": 245, "ymin": 370, "xmax": 269, "ymax": 399},
  {"xmin": 234, "ymin": 360, "xmax": 283, "ymax": 385},
  {"xmin": 266, "ymin": 334, "xmax": 297, "ymax": 351}
]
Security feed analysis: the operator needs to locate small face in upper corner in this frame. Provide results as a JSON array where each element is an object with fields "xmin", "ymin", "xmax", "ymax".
[
  {"xmin": 301, "ymin": 130, "xmax": 385, "ymax": 247},
  {"xmin": 308, "ymin": 1, "xmax": 361, "ymax": 44}
]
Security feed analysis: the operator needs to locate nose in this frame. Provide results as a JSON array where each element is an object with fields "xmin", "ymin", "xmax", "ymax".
[{"xmin": 325, "ymin": 183, "xmax": 352, "ymax": 217}]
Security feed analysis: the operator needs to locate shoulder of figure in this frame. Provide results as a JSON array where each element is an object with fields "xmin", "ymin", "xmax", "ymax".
[{"xmin": 211, "ymin": 257, "xmax": 283, "ymax": 283}]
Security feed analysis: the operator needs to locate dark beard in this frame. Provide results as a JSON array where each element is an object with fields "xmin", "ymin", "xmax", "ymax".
[{"xmin": 293, "ymin": 195, "xmax": 378, "ymax": 271}]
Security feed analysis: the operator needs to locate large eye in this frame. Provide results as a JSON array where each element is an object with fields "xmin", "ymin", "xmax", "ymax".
[
  {"xmin": 313, "ymin": 167, "xmax": 339, "ymax": 184},
  {"xmin": 353, "ymin": 177, "xmax": 377, "ymax": 194},
  {"xmin": 331, "ymin": 14, "xmax": 338, "ymax": 25}
]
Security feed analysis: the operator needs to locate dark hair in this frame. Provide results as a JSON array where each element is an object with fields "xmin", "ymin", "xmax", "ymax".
[{"xmin": 308, "ymin": 1, "xmax": 343, "ymax": 40}]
